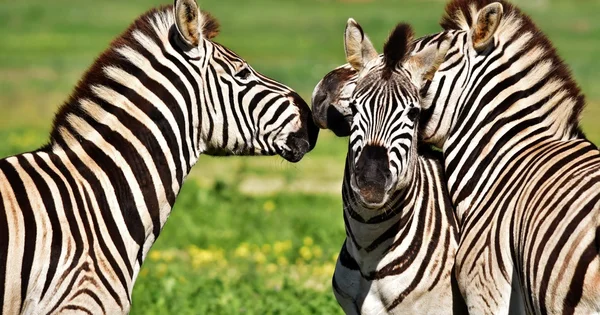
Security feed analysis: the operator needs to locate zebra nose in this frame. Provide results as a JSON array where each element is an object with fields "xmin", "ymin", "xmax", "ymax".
[{"xmin": 353, "ymin": 145, "xmax": 391, "ymax": 206}]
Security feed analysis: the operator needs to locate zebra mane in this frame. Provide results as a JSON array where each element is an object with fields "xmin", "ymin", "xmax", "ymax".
[
  {"xmin": 440, "ymin": 0, "xmax": 585, "ymax": 131},
  {"xmin": 383, "ymin": 23, "xmax": 414, "ymax": 79},
  {"xmin": 46, "ymin": 5, "xmax": 220, "ymax": 147}
]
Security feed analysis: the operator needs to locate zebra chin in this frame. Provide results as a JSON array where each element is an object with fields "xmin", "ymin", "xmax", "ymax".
[{"xmin": 350, "ymin": 175, "xmax": 392, "ymax": 209}]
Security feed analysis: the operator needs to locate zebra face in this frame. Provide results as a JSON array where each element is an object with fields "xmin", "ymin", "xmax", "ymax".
[
  {"xmin": 173, "ymin": 0, "xmax": 318, "ymax": 163},
  {"xmin": 312, "ymin": 65, "xmax": 358, "ymax": 137},
  {"xmin": 349, "ymin": 68, "xmax": 422, "ymax": 207},
  {"xmin": 316, "ymin": 19, "xmax": 448, "ymax": 208}
]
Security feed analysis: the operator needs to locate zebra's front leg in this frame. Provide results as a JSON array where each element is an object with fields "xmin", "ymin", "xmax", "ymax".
[{"xmin": 332, "ymin": 254, "xmax": 361, "ymax": 315}]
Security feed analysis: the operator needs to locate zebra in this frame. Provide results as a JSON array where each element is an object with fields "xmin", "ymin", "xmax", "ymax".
[
  {"xmin": 311, "ymin": 19, "xmax": 466, "ymax": 314},
  {"xmin": 0, "ymin": 0, "xmax": 319, "ymax": 313},
  {"xmin": 313, "ymin": 0, "xmax": 600, "ymax": 314}
]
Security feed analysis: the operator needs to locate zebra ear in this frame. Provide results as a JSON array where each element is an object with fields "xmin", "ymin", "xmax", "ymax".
[
  {"xmin": 405, "ymin": 39, "xmax": 450, "ymax": 88},
  {"xmin": 174, "ymin": 0, "xmax": 201, "ymax": 46},
  {"xmin": 344, "ymin": 18, "xmax": 378, "ymax": 71},
  {"xmin": 472, "ymin": 2, "xmax": 503, "ymax": 53}
]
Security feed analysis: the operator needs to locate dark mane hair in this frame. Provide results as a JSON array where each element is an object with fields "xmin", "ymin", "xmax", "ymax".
[
  {"xmin": 383, "ymin": 23, "xmax": 414, "ymax": 79},
  {"xmin": 440, "ymin": 0, "xmax": 585, "ymax": 132},
  {"xmin": 45, "ymin": 5, "xmax": 220, "ymax": 147}
]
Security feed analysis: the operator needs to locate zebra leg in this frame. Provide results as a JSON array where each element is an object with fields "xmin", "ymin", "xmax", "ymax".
[
  {"xmin": 332, "ymin": 253, "xmax": 361, "ymax": 315},
  {"xmin": 508, "ymin": 268, "xmax": 527, "ymax": 315}
]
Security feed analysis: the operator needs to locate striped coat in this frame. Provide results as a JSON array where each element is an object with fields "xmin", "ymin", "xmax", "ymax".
[{"xmin": 0, "ymin": 0, "xmax": 317, "ymax": 313}]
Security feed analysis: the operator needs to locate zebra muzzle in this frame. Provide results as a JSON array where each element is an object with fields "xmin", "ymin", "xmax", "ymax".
[
  {"xmin": 351, "ymin": 145, "xmax": 392, "ymax": 207},
  {"xmin": 276, "ymin": 93, "xmax": 319, "ymax": 163}
]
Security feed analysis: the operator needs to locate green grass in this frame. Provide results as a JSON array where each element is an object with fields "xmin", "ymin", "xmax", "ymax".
[
  {"xmin": 1, "ymin": 0, "xmax": 599, "ymax": 313},
  {"xmin": 131, "ymin": 181, "xmax": 345, "ymax": 314}
]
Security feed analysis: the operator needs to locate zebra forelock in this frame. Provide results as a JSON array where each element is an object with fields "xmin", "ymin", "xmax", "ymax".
[{"xmin": 382, "ymin": 23, "xmax": 415, "ymax": 79}]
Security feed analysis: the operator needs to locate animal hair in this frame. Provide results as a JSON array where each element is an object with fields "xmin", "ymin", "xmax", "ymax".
[
  {"xmin": 200, "ymin": 10, "xmax": 220, "ymax": 39},
  {"xmin": 439, "ymin": 0, "xmax": 585, "ymax": 132},
  {"xmin": 383, "ymin": 23, "xmax": 414, "ymax": 79},
  {"xmin": 46, "ymin": 5, "xmax": 220, "ymax": 147}
]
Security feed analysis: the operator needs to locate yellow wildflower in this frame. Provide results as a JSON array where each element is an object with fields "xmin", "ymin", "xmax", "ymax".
[
  {"xmin": 254, "ymin": 252, "xmax": 267, "ymax": 264},
  {"xmin": 303, "ymin": 237, "xmax": 314, "ymax": 247},
  {"xmin": 273, "ymin": 240, "xmax": 292, "ymax": 255},
  {"xmin": 261, "ymin": 244, "xmax": 271, "ymax": 255},
  {"xmin": 313, "ymin": 246, "xmax": 323, "ymax": 259},
  {"xmin": 263, "ymin": 200, "xmax": 276, "ymax": 212},
  {"xmin": 277, "ymin": 256, "xmax": 289, "ymax": 266},
  {"xmin": 149, "ymin": 250, "xmax": 161, "ymax": 261},
  {"xmin": 157, "ymin": 263, "xmax": 168, "ymax": 277},
  {"xmin": 265, "ymin": 263, "xmax": 278, "ymax": 274},
  {"xmin": 234, "ymin": 243, "xmax": 251, "ymax": 258},
  {"xmin": 299, "ymin": 246, "xmax": 312, "ymax": 261},
  {"xmin": 162, "ymin": 251, "xmax": 175, "ymax": 262}
]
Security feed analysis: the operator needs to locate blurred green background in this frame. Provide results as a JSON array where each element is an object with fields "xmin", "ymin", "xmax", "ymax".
[{"xmin": 0, "ymin": 0, "xmax": 598, "ymax": 313}]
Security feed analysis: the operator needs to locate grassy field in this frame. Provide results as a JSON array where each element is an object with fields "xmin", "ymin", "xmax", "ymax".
[{"xmin": 1, "ymin": 0, "xmax": 599, "ymax": 313}]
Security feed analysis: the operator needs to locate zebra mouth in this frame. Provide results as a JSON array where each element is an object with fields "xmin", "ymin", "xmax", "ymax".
[
  {"xmin": 276, "ymin": 135, "xmax": 311, "ymax": 163},
  {"xmin": 350, "ymin": 174, "xmax": 391, "ymax": 208},
  {"xmin": 350, "ymin": 145, "xmax": 393, "ymax": 209}
]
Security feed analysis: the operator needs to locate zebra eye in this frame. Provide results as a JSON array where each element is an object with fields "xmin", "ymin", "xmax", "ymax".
[
  {"xmin": 350, "ymin": 100, "xmax": 358, "ymax": 115},
  {"xmin": 236, "ymin": 67, "xmax": 252, "ymax": 80},
  {"xmin": 406, "ymin": 107, "xmax": 420, "ymax": 122}
]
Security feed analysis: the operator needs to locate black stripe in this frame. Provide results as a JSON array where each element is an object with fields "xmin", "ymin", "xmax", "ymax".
[
  {"xmin": 17, "ymin": 156, "xmax": 63, "ymax": 300},
  {"xmin": 87, "ymin": 94, "xmax": 176, "ymax": 207},
  {"xmin": 53, "ymin": 133, "xmax": 129, "ymax": 303},
  {"xmin": 77, "ymin": 108, "xmax": 161, "ymax": 252},
  {"xmin": 64, "ymin": 120, "xmax": 142, "ymax": 276},
  {"xmin": 0, "ymin": 169, "xmax": 8, "ymax": 309},
  {"xmin": 0, "ymin": 160, "xmax": 37, "ymax": 312}
]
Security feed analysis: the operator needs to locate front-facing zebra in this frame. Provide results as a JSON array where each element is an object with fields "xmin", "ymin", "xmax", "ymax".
[
  {"xmin": 0, "ymin": 0, "xmax": 318, "ymax": 313},
  {"xmin": 312, "ymin": 19, "xmax": 466, "ymax": 314},
  {"xmin": 314, "ymin": 0, "xmax": 600, "ymax": 314}
]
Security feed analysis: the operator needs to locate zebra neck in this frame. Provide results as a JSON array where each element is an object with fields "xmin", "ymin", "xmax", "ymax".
[
  {"xmin": 44, "ymin": 113, "xmax": 201, "ymax": 274},
  {"xmin": 439, "ymin": 31, "xmax": 589, "ymax": 220},
  {"xmin": 342, "ymin": 158, "xmax": 423, "ymax": 265},
  {"xmin": 43, "ymin": 48, "xmax": 206, "ymax": 281}
]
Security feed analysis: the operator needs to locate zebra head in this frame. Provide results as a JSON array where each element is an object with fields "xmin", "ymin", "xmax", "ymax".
[
  {"xmin": 311, "ymin": 64, "xmax": 358, "ymax": 137},
  {"xmin": 313, "ymin": 19, "xmax": 448, "ymax": 207},
  {"xmin": 172, "ymin": 0, "xmax": 318, "ymax": 162}
]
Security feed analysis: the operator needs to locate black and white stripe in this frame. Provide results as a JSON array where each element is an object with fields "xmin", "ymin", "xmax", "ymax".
[
  {"xmin": 415, "ymin": 1, "xmax": 600, "ymax": 313},
  {"xmin": 315, "ymin": 1, "xmax": 600, "ymax": 314},
  {"xmin": 0, "ymin": 1, "xmax": 317, "ymax": 313},
  {"xmin": 312, "ymin": 19, "xmax": 465, "ymax": 314}
]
